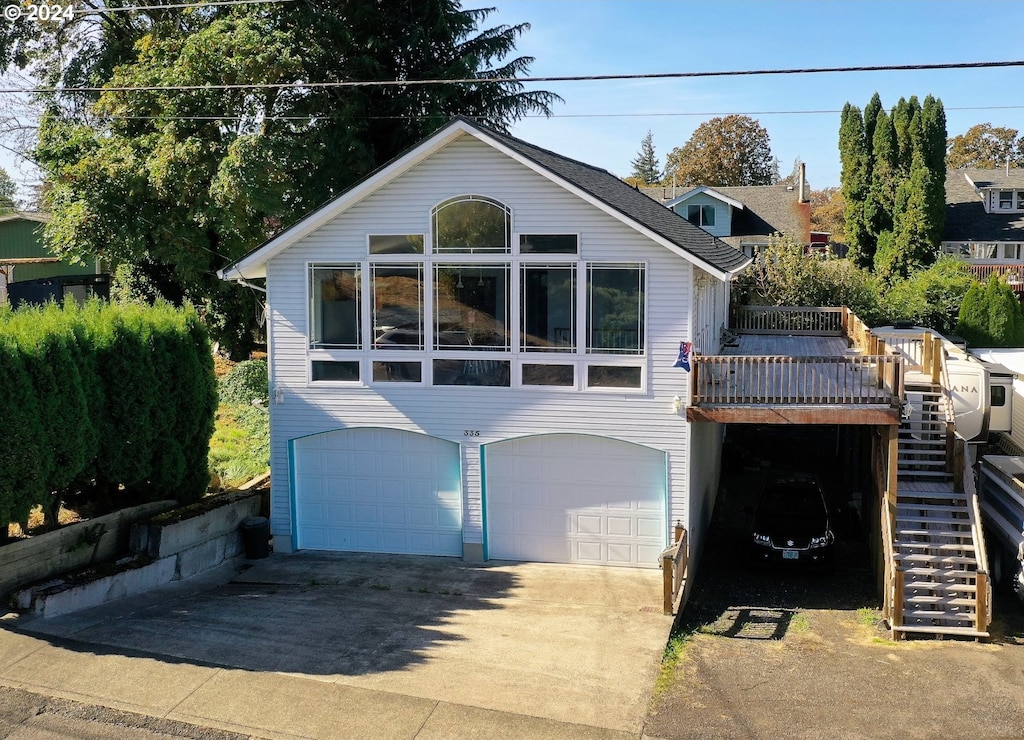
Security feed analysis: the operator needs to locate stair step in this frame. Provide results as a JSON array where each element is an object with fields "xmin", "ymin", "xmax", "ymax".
[
  {"xmin": 905, "ymin": 595, "xmax": 977, "ymax": 607},
  {"xmin": 904, "ymin": 581, "xmax": 977, "ymax": 594},
  {"xmin": 897, "ymin": 541, "xmax": 975, "ymax": 552},
  {"xmin": 902, "ymin": 609, "xmax": 976, "ymax": 621},
  {"xmin": 896, "ymin": 503, "xmax": 967, "ymax": 514},
  {"xmin": 898, "ymin": 553, "xmax": 977, "ymax": 566},
  {"xmin": 905, "ymin": 569, "xmax": 974, "ymax": 581},
  {"xmin": 892, "ymin": 624, "xmax": 988, "ymax": 638},
  {"xmin": 898, "ymin": 449, "xmax": 948, "ymax": 458},
  {"xmin": 896, "ymin": 529, "xmax": 972, "ymax": 539},
  {"xmin": 898, "ymin": 471, "xmax": 954, "ymax": 480},
  {"xmin": 899, "ymin": 489, "xmax": 964, "ymax": 499}
]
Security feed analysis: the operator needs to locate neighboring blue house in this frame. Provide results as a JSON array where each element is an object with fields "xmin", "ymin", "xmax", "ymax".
[{"xmin": 642, "ymin": 171, "xmax": 821, "ymax": 257}]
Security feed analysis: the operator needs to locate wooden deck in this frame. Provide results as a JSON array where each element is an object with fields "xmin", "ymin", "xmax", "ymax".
[{"xmin": 686, "ymin": 308, "xmax": 903, "ymax": 425}]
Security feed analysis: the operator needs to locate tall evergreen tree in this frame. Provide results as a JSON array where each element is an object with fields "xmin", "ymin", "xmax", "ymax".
[
  {"xmin": 921, "ymin": 96, "xmax": 948, "ymax": 246},
  {"xmin": 863, "ymin": 92, "xmax": 883, "ymax": 185},
  {"xmin": 867, "ymin": 111, "xmax": 898, "ymax": 242},
  {"xmin": 629, "ymin": 130, "xmax": 661, "ymax": 185},
  {"xmin": 891, "ymin": 96, "xmax": 921, "ymax": 176},
  {"xmin": 881, "ymin": 155, "xmax": 935, "ymax": 285},
  {"xmin": 838, "ymin": 104, "xmax": 872, "ymax": 267}
]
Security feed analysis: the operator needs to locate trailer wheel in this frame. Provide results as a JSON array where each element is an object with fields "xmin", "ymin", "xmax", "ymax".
[{"xmin": 991, "ymin": 546, "xmax": 1005, "ymax": 589}]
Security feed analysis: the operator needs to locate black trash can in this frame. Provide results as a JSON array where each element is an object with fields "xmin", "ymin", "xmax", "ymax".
[{"xmin": 240, "ymin": 516, "xmax": 271, "ymax": 559}]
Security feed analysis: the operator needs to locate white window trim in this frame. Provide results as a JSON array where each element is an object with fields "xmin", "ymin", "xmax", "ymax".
[{"xmin": 305, "ymin": 227, "xmax": 649, "ymax": 393}]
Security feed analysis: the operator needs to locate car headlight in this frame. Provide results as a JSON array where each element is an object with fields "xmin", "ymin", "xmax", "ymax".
[
  {"xmin": 753, "ymin": 533, "xmax": 772, "ymax": 546},
  {"xmin": 808, "ymin": 531, "xmax": 835, "ymax": 548}
]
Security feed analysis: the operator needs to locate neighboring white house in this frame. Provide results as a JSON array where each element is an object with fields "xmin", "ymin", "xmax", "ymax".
[
  {"xmin": 942, "ymin": 169, "xmax": 1024, "ymax": 263},
  {"xmin": 219, "ymin": 117, "xmax": 750, "ymax": 569}
]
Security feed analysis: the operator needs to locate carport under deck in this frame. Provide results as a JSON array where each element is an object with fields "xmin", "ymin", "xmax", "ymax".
[{"xmin": 685, "ymin": 307, "xmax": 903, "ymax": 426}]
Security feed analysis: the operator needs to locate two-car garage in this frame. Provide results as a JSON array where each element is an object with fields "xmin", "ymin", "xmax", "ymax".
[{"xmin": 291, "ymin": 429, "xmax": 667, "ymax": 569}]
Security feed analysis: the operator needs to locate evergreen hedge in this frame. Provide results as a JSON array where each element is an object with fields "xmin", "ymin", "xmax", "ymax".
[{"xmin": 0, "ymin": 301, "xmax": 217, "ymax": 533}]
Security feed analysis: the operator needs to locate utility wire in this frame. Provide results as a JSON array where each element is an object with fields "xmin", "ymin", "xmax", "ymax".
[
  {"xmin": 2, "ymin": 59, "xmax": 1022, "ymax": 95},
  {"xmin": 72, "ymin": 0, "xmax": 296, "ymax": 13}
]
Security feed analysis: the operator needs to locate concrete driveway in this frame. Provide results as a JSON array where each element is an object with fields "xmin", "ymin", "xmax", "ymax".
[{"xmin": 4, "ymin": 552, "xmax": 670, "ymax": 738}]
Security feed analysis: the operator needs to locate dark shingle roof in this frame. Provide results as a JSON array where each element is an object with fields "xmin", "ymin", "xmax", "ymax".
[
  {"xmin": 640, "ymin": 183, "xmax": 811, "ymax": 247},
  {"xmin": 944, "ymin": 169, "xmax": 1024, "ymax": 243},
  {"xmin": 477, "ymin": 123, "xmax": 750, "ymax": 274},
  {"xmin": 714, "ymin": 185, "xmax": 810, "ymax": 243}
]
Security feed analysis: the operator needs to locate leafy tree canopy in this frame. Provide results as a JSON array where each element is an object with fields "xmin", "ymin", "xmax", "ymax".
[
  {"xmin": 947, "ymin": 123, "xmax": 1024, "ymax": 169},
  {"xmin": 662, "ymin": 115, "xmax": 778, "ymax": 187},
  {"xmin": 0, "ymin": 168, "xmax": 16, "ymax": 214},
  {"xmin": 9, "ymin": 1, "xmax": 559, "ymax": 356},
  {"xmin": 809, "ymin": 187, "xmax": 844, "ymax": 243}
]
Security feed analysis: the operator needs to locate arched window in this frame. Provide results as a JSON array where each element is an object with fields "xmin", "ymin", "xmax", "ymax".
[{"xmin": 432, "ymin": 195, "xmax": 511, "ymax": 253}]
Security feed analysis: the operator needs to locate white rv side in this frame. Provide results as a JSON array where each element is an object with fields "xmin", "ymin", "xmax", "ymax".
[{"xmin": 977, "ymin": 455, "xmax": 1024, "ymax": 600}]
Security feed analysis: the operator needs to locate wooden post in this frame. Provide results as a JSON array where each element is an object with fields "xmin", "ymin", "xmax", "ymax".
[
  {"xmin": 674, "ymin": 520, "xmax": 684, "ymax": 544},
  {"xmin": 662, "ymin": 549, "xmax": 674, "ymax": 615},
  {"xmin": 976, "ymin": 571, "xmax": 988, "ymax": 634},
  {"xmin": 893, "ymin": 568, "xmax": 905, "ymax": 631}
]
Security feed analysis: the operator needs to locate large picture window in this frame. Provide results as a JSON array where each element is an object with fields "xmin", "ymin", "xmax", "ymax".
[
  {"xmin": 587, "ymin": 264, "xmax": 644, "ymax": 355},
  {"xmin": 434, "ymin": 264, "xmax": 511, "ymax": 350},
  {"xmin": 521, "ymin": 264, "xmax": 575, "ymax": 351},
  {"xmin": 310, "ymin": 265, "xmax": 360, "ymax": 349},
  {"xmin": 433, "ymin": 196, "xmax": 511, "ymax": 253},
  {"xmin": 371, "ymin": 264, "xmax": 424, "ymax": 349}
]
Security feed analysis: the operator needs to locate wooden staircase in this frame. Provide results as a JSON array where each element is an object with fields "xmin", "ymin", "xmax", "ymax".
[{"xmin": 891, "ymin": 380, "xmax": 989, "ymax": 639}]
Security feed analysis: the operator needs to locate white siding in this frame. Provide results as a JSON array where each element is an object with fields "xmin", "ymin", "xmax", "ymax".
[{"xmin": 265, "ymin": 136, "xmax": 716, "ymax": 552}]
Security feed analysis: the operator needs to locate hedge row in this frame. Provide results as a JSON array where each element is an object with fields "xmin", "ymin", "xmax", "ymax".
[{"xmin": 0, "ymin": 300, "xmax": 217, "ymax": 531}]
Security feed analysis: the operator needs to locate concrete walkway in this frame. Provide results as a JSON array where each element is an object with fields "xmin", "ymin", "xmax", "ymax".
[{"xmin": 0, "ymin": 552, "xmax": 672, "ymax": 739}]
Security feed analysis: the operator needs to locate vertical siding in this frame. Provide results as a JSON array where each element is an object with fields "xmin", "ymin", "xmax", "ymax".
[{"xmin": 265, "ymin": 136, "xmax": 724, "ymax": 549}]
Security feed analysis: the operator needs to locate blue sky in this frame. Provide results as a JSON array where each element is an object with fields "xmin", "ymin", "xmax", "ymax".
[
  {"xmin": 2, "ymin": 0, "xmax": 1021, "ymax": 200},
  {"xmin": 487, "ymin": 0, "xmax": 1024, "ymax": 189}
]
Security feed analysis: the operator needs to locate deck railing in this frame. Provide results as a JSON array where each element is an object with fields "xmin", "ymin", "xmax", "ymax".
[
  {"xmin": 733, "ymin": 306, "xmax": 846, "ymax": 336},
  {"xmin": 660, "ymin": 523, "xmax": 688, "ymax": 615},
  {"xmin": 692, "ymin": 354, "xmax": 902, "ymax": 406}
]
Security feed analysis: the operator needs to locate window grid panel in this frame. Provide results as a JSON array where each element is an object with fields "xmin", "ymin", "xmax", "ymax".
[
  {"xmin": 585, "ymin": 263, "xmax": 645, "ymax": 355},
  {"xmin": 432, "ymin": 195, "xmax": 511, "ymax": 254},
  {"xmin": 309, "ymin": 265, "xmax": 361, "ymax": 350},
  {"xmin": 372, "ymin": 264, "xmax": 424, "ymax": 350},
  {"xmin": 521, "ymin": 263, "xmax": 576, "ymax": 352},
  {"xmin": 433, "ymin": 263, "xmax": 512, "ymax": 351}
]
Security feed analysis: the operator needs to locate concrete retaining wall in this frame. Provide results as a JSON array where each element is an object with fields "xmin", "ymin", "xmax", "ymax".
[
  {"xmin": 11, "ymin": 490, "xmax": 265, "ymax": 618},
  {"xmin": 0, "ymin": 501, "xmax": 176, "ymax": 598}
]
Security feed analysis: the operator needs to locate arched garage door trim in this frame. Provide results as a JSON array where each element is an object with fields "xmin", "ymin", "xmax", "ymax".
[
  {"xmin": 481, "ymin": 433, "xmax": 668, "ymax": 568},
  {"xmin": 290, "ymin": 427, "xmax": 463, "ymax": 555}
]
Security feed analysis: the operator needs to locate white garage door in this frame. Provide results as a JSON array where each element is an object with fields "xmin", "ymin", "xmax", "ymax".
[
  {"xmin": 484, "ymin": 434, "xmax": 667, "ymax": 568},
  {"xmin": 293, "ymin": 428, "xmax": 463, "ymax": 556}
]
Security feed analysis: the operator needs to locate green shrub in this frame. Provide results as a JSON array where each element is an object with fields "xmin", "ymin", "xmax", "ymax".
[
  {"xmin": 219, "ymin": 359, "xmax": 268, "ymax": 406},
  {"xmin": 0, "ymin": 300, "xmax": 218, "ymax": 531}
]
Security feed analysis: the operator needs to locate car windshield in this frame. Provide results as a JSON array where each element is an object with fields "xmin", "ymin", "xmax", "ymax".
[{"xmin": 759, "ymin": 483, "xmax": 825, "ymax": 518}]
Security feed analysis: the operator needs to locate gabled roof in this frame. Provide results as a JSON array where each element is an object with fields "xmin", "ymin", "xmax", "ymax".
[
  {"xmin": 964, "ymin": 169, "xmax": 1024, "ymax": 190},
  {"xmin": 664, "ymin": 186, "xmax": 745, "ymax": 210},
  {"xmin": 0, "ymin": 211, "xmax": 50, "ymax": 225},
  {"xmin": 944, "ymin": 169, "xmax": 1024, "ymax": 243},
  {"xmin": 220, "ymin": 118, "xmax": 750, "ymax": 282}
]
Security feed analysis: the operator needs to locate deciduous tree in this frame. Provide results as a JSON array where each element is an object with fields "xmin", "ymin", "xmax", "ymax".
[
  {"xmin": 662, "ymin": 115, "xmax": 778, "ymax": 187},
  {"xmin": 947, "ymin": 123, "xmax": 1024, "ymax": 169}
]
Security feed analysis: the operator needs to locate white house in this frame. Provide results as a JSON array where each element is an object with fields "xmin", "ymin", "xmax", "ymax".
[{"xmin": 219, "ymin": 118, "xmax": 750, "ymax": 569}]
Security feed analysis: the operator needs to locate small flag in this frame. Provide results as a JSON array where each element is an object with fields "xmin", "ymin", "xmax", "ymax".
[{"xmin": 674, "ymin": 341, "xmax": 692, "ymax": 371}]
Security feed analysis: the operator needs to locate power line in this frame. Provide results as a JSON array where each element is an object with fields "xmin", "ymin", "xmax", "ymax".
[
  {"xmin": 75, "ymin": 0, "xmax": 295, "ymax": 13},
  {"xmin": 2, "ymin": 59, "xmax": 1022, "ymax": 95},
  {"xmin": 2, "ymin": 103, "xmax": 1016, "ymax": 127}
]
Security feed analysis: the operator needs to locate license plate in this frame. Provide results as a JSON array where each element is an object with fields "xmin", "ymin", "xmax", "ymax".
[{"xmin": 782, "ymin": 550, "xmax": 799, "ymax": 560}]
